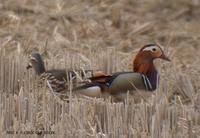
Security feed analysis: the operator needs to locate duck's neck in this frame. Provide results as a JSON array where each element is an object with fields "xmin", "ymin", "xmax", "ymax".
[
  {"xmin": 34, "ymin": 63, "xmax": 46, "ymax": 76},
  {"xmin": 145, "ymin": 63, "xmax": 158, "ymax": 91},
  {"xmin": 134, "ymin": 59, "xmax": 158, "ymax": 90}
]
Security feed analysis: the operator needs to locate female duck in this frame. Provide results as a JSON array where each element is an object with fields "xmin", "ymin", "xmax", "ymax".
[{"xmin": 26, "ymin": 53, "xmax": 93, "ymax": 96}]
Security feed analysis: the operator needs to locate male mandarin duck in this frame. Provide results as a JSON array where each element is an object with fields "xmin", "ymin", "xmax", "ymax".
[
  {"xmin": 74, "ymin": 44, "xmax": 170, "ymax": 100},
  {"xmin": 26, "ymin": 53, "xmax": 93, "ymax": 96}
]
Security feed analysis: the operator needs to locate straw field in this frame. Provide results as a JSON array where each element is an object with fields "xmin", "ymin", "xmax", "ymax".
[{"xmin": 0, "ymin": 0, "xmax": 200, "ymax": 137}]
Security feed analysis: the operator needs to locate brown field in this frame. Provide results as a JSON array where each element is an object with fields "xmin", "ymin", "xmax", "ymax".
[{"xmin": 0, "ymin": 0, "xmax": 200, "ymax": 137}]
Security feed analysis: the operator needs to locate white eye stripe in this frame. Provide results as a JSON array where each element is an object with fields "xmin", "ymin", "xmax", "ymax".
[
  {"xmin": 143, "ymin": 45, "xmax": 164, "ymax": 52},
  {"xmin": 143, "ymin": 46, "xmax": 159, "ymax": 51}
]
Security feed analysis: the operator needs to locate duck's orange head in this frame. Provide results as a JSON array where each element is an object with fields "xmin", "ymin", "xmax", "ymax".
[
  {"xmin": 138, "ymin": 44, "xmax": 170, "ymax": 61},
  {"xmin": 133, "ymin": 44, "xmax": 170, "ymax": 73}
]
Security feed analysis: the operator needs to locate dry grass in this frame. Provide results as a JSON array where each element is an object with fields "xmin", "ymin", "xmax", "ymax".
[{"xmin": 0, "ymin": 0, "xmax": 200, "ymax": 137}]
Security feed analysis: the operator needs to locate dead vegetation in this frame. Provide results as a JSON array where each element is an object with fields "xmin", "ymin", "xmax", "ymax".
[{"xmin": 0, "ymin": 0, "xmax": 200, "ymax": 137}]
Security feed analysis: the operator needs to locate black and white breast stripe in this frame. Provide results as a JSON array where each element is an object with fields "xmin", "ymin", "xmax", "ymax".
[{"xmin": 141, "ymin": 75, "xmax": 152, "ymax": 91}]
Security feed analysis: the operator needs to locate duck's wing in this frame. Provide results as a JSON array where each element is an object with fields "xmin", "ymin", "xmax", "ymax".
[
  {"xmin": 46, "ymin": 70, "xmax": 68, "ymax": 80},
  {"xmin": 88, "ymin": 71, "xmax": 138, "ymax": 84},
  {"xmin": 89, "ymin": 75, "xmax": 112, "ymax": 83},
  {"xmin": 88, "ymin": 71, "xmax": 112, "ymax": 83},
  {"xmin": 47, "ymin": 69, "xmax": 94, "ymax": 81},
  {"xmin": 44, "ymin": 69, "xmax": 94, "ymax": 95},
  {"xmin": 40, "ymin": 70, "xmax": 68, "ymax": 96},
  {"xmin": 108, "ymin": 72, "xmax": 152, "ymax": 95}
]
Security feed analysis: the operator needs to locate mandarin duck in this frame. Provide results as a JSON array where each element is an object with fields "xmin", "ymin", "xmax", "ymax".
[
  {"xmin": 74, "ymin": 44, "xmax": 170, "ymax": 101},
  {"xmin": 26, "ymin": 53, "xmax": 93, "ymax": 96}
]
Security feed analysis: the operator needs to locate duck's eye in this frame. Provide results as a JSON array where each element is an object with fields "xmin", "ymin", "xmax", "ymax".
[{"xmin": 152, "ymin": 48, "xmax": 157, "ymax": 52}]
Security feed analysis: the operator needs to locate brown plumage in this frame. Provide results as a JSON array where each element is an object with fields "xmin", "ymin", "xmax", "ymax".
[{"xmin": 26, "ymin": 53, "xmax": 93, "ymax": 97}]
